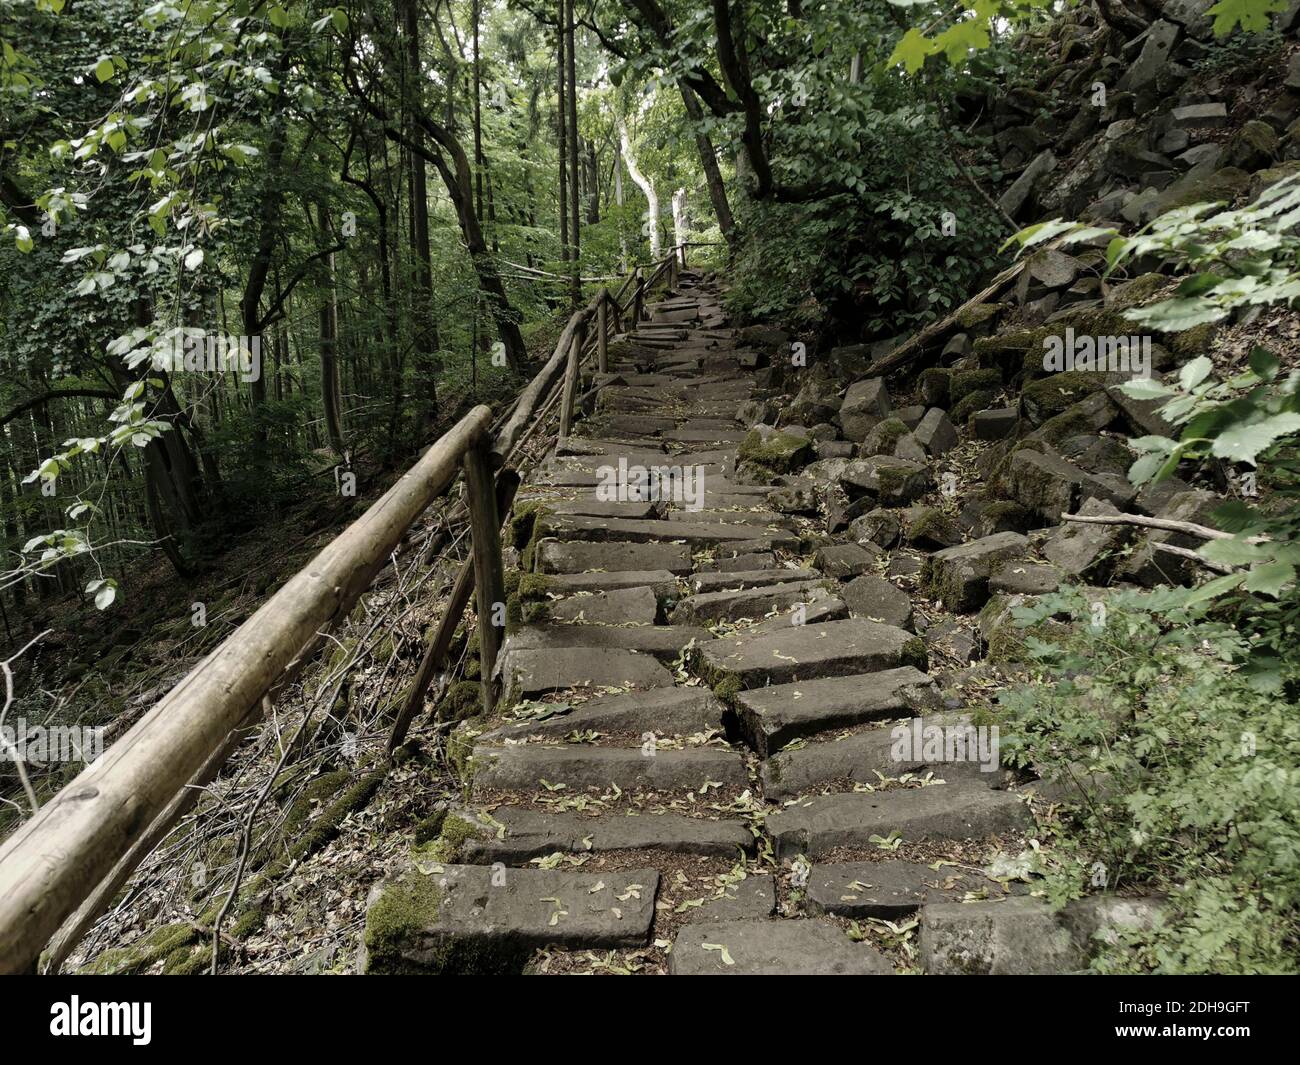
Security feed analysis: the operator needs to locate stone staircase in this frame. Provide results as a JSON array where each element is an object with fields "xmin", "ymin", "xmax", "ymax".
[{"xmin": 360, "ymin": 272, "xmax": 1048, "ymax": 975}]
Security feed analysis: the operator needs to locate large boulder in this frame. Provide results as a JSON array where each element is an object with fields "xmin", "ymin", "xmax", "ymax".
[
  {"xmin": 838, "ymin": 378, "xmax": 891, "ymax": 441},
  {"xmin": 840, "ymin": 456, "xmax": 932, "ymax": 506}
]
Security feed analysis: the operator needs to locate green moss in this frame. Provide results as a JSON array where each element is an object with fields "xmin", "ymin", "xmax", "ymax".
[
  {"xmin": 979, "ymin": 501, "xmax": 1031, "ymax": 533},
  {"xmin": 900, "ymin": 636, "xmax": 929, "ymax": 672},
  {"xmin": 1169, "ymin": 321, "xmax": 1217, "ymax": 358},
  {"xmin": 436, "ymin": 680, "xmax": 483, "ymax": 723},
  {"xmin": 419, "ymin": 814, "xmax": 481, "ymax": 863},
  {"xmin": 78, "ymin": 922, "xmax": 197, "ymax": 975},
  {"xmin": 712, "ymin": 674, "xmax": 742, "ymax": 705},
  {"xmin": 950, "ymin": 388, "xmax": 996, "ymax": 425},
  {"xmin": 737, "ymin": 429, "xmax": 813, "ymax": 474},
  {"xmin": 862, "ymin": 417, "xmax": 910, "ymax": 457},
  {"xmin": 1105, "ymin": 272, "xmax": 1166, "ymax": 311},
  {"xmin": 955, "ymin": 303, "xmax": 1001, "ymax": 330},
  {"xmin": 1020, "ymin": 370, "xmax": 1107, "ymax": 420},
  {"xmin": 918, "ymin": 367, "xmax": 951, "ymax": 406},
  {"xmin": 950, "ymin": 368, "xmax": 1002, "ymax": 406},
  {"xmin": 413, "ymin": 809, "xmax": 448, "ymax": 845},
  {"xmin": 261, "ymin": 769, "xmax": 385, "ymax": 881},
  {"xmin": 278, "ymin": 771, "xmax": 350, "ymax": 841},
  {"xmin": 517, "ymin": 572, "xmax": 553, "ymax": 600},
  {"xmin": 905, "ymin": 507, "xmax": 959, "ymax": 546},
  {"xmin": 1034, "ymin": 404, "xmax": 1103, "ymax": 446},
  {"xmin": 510, "ymin": 500, "xmax": 552, "ymax": 550},
  {"xmin": 230, "ymin": 905, "xmax": 266, "ymax": 940},
  {"xmin": 363, "ymin": 872, "xmax": 448, "ymax": 974}
]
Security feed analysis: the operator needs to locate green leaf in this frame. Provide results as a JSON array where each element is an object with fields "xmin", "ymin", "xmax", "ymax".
[
  {"xmin": 1178, "ymin": 356, "xmax": 1214, "ymax": 391},
  {"xmin": 1119, "ymin": 377, "xmax": 1174, "ymax": 401},
  {"xmin": 1183, "ymin": 571, "xmax": 1244, "ymax": 606},
  {"xmin": 94, "ymin": 57, "xmax": 115, "ymax": 83},
  {"xmin": 1242, "ymin": 560, "xmax": 1293, "ymax": 598},
  {"xmin": 330, "ymin": 8, "xmax": 349, "ymax": 32},
  {"xmin": 1248, "ymin": 346, "xmax": 1280, "ymax": 382},
  {"xmin": 1206, "ymin": 0, "xmax": 1286, "ymax": 37},
  {"xmin": 888, "ymin": 28, "xmax": 938, "ymax": 75},
  {"xmin": 1210, "ymin": 412, "xmax": 1300, "ymax": 464},
  {"xmin": 1199, "ymin": 537, "xmax": 1266, "ymax": 565}
]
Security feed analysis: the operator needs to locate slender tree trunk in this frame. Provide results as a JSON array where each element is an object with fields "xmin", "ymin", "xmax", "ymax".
[
  {"xmin": 679, "ymin": 82, "xmax": 735, "ymax": 248},
  {"xmin": 556, "ymin": 15, "xmax": 569, "ymax": 283},
  {"xmin": 619, "ymin": 118, "xmax": 660, "ymax": 258},
  {"xmin": 565, "ymin": 0, "xmax": 581, "ymax": 307}
]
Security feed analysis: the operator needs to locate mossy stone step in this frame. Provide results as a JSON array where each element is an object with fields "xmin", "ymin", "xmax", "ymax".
[
  {"xmin": 501, "ymin": 623, "xmax": 710, "ymax": 663},
  {"xmin": 361, "ymin": 863, "xmax": 658, "ymax": 974},
  {"xmin": 469, "ymin": 744, "xmax": 747, "ymax": 796},
  {"xmin": 697, "ymin": 618, "xmax": 926, "ymax": 691},
  {"xmin": 765, "ymin": 784, "xmax": 1033, "ymax": 860},
  {"xmin": 458, "ymin": 808, "xmax": 754, "ymax": 864},
  {"xmin": 688, "ymin": 567, "xmax": 820, "ymax": 594},
  {"xmin": 668, "ymin": 919, "xmax": 893, "ymax": 975},
  {"xmin": 539, "ymin": 570, "xmax": 680, "ymax": 597},
  {"xmin": 734, "ymin": 666, "xmax": 936, "ymax": 757}
]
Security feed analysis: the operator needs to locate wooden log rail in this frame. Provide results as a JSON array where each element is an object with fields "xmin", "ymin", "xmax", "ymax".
[{"xmin": 0, "ymin": 245, "xmax": 687, "ymax": 974}]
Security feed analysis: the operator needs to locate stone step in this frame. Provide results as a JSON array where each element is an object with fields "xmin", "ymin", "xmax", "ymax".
[
  {"xmin": 680, "ymin": 875, "xmax": 777, "ymax": 925},
  {"xmin": 541, "ymin": 570, "xmax": 680, "ymax": 598},
  {"xmin": 688, "ymin": 567, "xmax": 820, "ymax": 594},
  {"xmin": 668, "ymin": 919, "xmax": 893, "ymax": 975},
  {"xmin": 697, "ymin": 618, "xmax": 925, "ymax": 690},
  {"xmin": 501, "ymin": 623, "xmax": 709, "ymax": 663},
  {"xmin": 744, "ymin": 592, "xmax": 849, "ymax": 633},
  {"xmin": 805, "ymin": 860, "xmax": 1018, "ymax": 919},
  {"xmin": 842, "ymin": 575, "xmax": 915, "ymax": 631},
  {"xmin": 759, "ymin": 713, "xmax": 1004, "ymax": 798},
  {"xmin": 536, "ymin": 539, "xmax": 693, "ymax": 575},
  {"xmin": 664, "ymin": 509, "xmax": 792, "ymax": 528},
  {"xmin": 485, "ymin": 686, "xmax": 725, "ymax": 743},
  {"xmin": 601, "ymin": 415, "xmax": 676, "ymax": 435},
  {"xmin": 470, "ymin": 744, "xmax": 748, "ymax": 796},
  {"xmin": 361, "ymin": 863, "xmax": 658, "ymax": 974},
  {"xmin": 542, "ymin": 514, "xmax": 799, "ymax": 550},
  {"xmin": 697, "ymin": 552, "xmax": 778, "ymax": 573},
  {"xmin": 458, "ymin": 808, "xmax": 754, "ymax": 864},
  {"xmin": 555, "ymin": 436, "xmax": 667, "ymax": 456},
  {"xmin": 497, "ymin": 647, "xmax": 674, "ymax": 702},
  {"xmin": 547, "ymin": 586, "xmax": 659, "ymax": 625},
  {"xmin": 670, "ymin": 579, "xmax": 831, "ymax": 625},
  {"xmin": 765, "ymin": 784, "xmax": 1033, "ymax": 859},
  {"xmin": 545, "ymin": 499, "xmax": 662, "ymax": 520}
]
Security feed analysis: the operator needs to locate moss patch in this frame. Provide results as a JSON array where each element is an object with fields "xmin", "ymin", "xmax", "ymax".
[
  {"xmin": 862, "ymin": 417, "xmax": 910, "ymax": 457},
  {"xmin": 738, "ymin": 429, "xmax": 814, "ymax": 475},
  {"xmin": 950, "ymin": 368, "xmax": 1002, "ymax": 406}
]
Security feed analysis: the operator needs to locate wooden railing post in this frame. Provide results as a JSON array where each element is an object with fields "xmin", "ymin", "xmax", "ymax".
[
  {"xmin": 462, "ymin": 438, "xmax": 507, "ymax": 713},
  {"xmin": 558, "ymin": 316, "xmax": 586, "ymax": 440},
  {"xmin": 597, "ymin": 291, "xmax": 609, "ymax": 374},
  {"xmin": 633, "ymin": 267, "xmax": 644, "ymax": 323},
  {"xmin": 680, "ymin": 243, "xmax": 688, "ymax": 269}
]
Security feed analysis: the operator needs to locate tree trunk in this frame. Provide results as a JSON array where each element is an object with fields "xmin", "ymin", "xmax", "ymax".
[
  {"xmin": 679, "ymin": 82, "xmax": 735, "ymax": 249},
  {"xmin": 556, "ymin": 15, "xmax": 569, "ymax": 283},
  {"xmin": 565, "ymin": 0, "xmax": 581, "ymax": 307},
  {"xmin": 619, "ymin": 118, "xmax": 660, "ymax": 258}
]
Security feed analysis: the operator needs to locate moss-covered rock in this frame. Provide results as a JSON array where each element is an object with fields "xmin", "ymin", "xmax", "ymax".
[
  {"xmin": 78, "ymin": 922, "xmax": 197, "ymax": 975},
  {"xmin": 1019, "ymin": 370, "xmax": 1109, "ymax": 425},
  {"xmin": 738, "ymin": 428, "xmax": 814, "ymax": 475},
  {"xmin": 1168, "ymin": 321, "xmax": 1218, "ymax": 358},
  {"xmin": 1103, "ymin": 272, "xmax": 1167, "ymax": 311},
  {"xmin": 918, "ymin": 367, "xmax": 952, "ymax": 407},
  {"xmin": 951, "ymin": 389, "xmax": 997, "ymax": 426},
  {"xmin": 950, "ymin": 368, "xmax": 1002, "ymax": 407},
  {"xmin": 861, "ymin": 417, "xmax": 910, "ymax": 457},
  {"xmin": 955, "ymin": 303, "xmax": 1001, "ymax": 331}
]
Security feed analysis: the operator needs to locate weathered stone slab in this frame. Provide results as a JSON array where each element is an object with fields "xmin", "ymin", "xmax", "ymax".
[
  {"xmin": 842, "ymin": 575, "xmax": 914, "ymax": 630},
  {"xmin": 471, "ymin": 744, "xmax": 747, "ymax": 795},
  {"xmin": 460, "ymin": 808, "xmax": 754, "ymax": 864},
  {"xmin": 1006, "ymin": 448, "xmax": 1135, "ymax": 521},
  {"xmin": 543, "ymin": 570, "xmax": 680, "ymax": 598},
  {"xmin": 989, "ymin": 559, "xmax": 1064, "ymax": 595},
  {"xmin": 840, "ymin": 456, "xmax": 931, "ymax": 505},
  {"xmin": 546, "ymin": 499, "xmax": 662, "ymax": 520},
  {"xmin": 668, "ymin": 919, "xmax": 893, "ymax": 975},
  {"xmin": 760, "ymin": 714, "xmax": 1006, "ymax": 799},
  {"xmin": 497, "ymin": 647, "xmax": 673, "ymax": 701},
  {"xmin": 688, "ymin": 567, "xmax": 819, "ymax": 594},
  {"xmin": 814, "ymin": 542, "xmax": 884, "ymax": 579},
  {"xmin": 807, "ymin": 860, "xmax": 1013, "ymax": 918},
  {"xmin": 535, "ymin": 540, "xmax": 691, "ymax": 574},
  {"xmin": 361, "ymin": 863, "xmax": 658, "ymax": 973},
  {"xmin": 839, "ymin": 379, "xmax": 892, "ymax": 442},
  {"xmin": 735, "ymin": 666, "xmax": 937, "ymax": 756},
  {"xmin": 700, "ymin": 618, "xmax": 923, "ymax": 690},
  {"xmin": 501, "ymin": 624, "xmax": 710, "ymax": 663},
  {"xmin": 487, "ymin": 687, "xmax": 724, "ymax": 743},
  {"xmin": 548, "ymin": 586, "xmax": 659, "ymax": 625},
  {"xmin": 913, "ymin": 408, "xmax": 959, "ymax": 457},
  {"xmin": 919, "ymin": 895, "xmax": 1162, "ymax": 975},
  {"xmin": 664, "ymin": 508, "xmax": 792, "ymax": 529},
  {"xmin": 699, "ymin": 552, "xmax": 778, "ymax": 573},
  {"xmin": 746, "ymin": 592, "xmax": 849, "ymax": 633},
  {"xmin": 766, "ymin": 785, "xmax": 1032, "ymax": 859},
  {"xmin": 671, "ymin": 579, "xmax": 830, "ymax": 624}
]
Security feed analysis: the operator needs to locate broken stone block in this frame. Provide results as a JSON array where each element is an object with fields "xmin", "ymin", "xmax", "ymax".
[
  {"xmin": 842, "ymin": 575, "xmax": 914, "ymax": 630},
  {"xmin": 922, "ymin": 532, "xmax": 1032, "ymax": 612},
  {"xmin": 838, "ymin": 378, "xmax": 891, "ymax": 441},
  {"xmin": 1042, "ymin": 497, "xmax": 1130, "ymax": 581},
  {"xmin": 1006, "ymin": 448, "xmax": 1135, "ymax": 522},
  {"xmin": 815, "ymin": 541, "xmax": 884, "ymax": 579},
  {"xmin": 913, "ymin": 408, "xmax": 959, "ymax": 457},
  {"xmin": 840, "ymin": 456, "xmax": 932, "ymax": 506},
  {"xmin": 972, "ymin": 407, "xmax": 1018, "ymax": 440}
]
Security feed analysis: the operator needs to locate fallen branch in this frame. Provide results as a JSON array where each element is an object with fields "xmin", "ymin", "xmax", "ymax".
[
  {"xmin": 1060, "ymin": 510, "xmax": 1267, "ymax": 544},
  {"xmin": 1151, "ymin": 542, "xmax": 1235, "ymax": 575}
]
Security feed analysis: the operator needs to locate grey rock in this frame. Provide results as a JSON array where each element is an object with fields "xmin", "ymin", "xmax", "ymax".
[
  {"xmin": 923, "ymin": 532, "xmax": 1032, "ymax": 612},
  {"xmin": 840, "ymin": 456, "xmax": 932, "ymax": 505},
  {"xmin": 671, "ymin": 579, "xmax": 830, "ymax": 624},
  {"xmin": 669, "ymin": 919, "xmax": 893, "ymax": 975},
  {"xmin": 807, "ymin": 860, "xmax": 1018, "ymax": 918},
  {"xmin": 537, "ymin": 539, "xmax": 692, "ymax": 575},
  {"xmin": 548, "ymin": 586, "xmax": 659, "ymax": 625},
  {"xmin": 814, "ymin": 542, "xmax": 884, "ymax": 579},
  {"xmin": 1000, "ymin": 149, "xmax": 1058, "ymax": 218},
  {"xmin": 471, "ymin": 744, "xmax": 747, "ymax": 796},
  {"xmin": 913, "ymin": 408, "xmax": 959, "ymax": 457},
  {"xmin": 839, "ymin": 378, "xmax": 891, "ymax": 441},
  {"xmin": 1170, "ymin": 102, "xmax": 1228, "ymax": 128},
  {"xmin": 683, "ymin": 875, "xmax": 777, "ymax": 924},
  {"xmin": 842, "ymin": 575, "xmax": 915, "ymax": 630},
  {"xmin": 497, "ymin": 647, "xmax": 674, "ymax": 702},
  {"xmin": 1042, "ymin": 497, "xmax": 1130, "ymax": 580},
  {"xmin": 972, "ymin": 407, "xmax": 1018, "ymax": 440},
  {"xmin": 487, "ymin": 687, "xmax": 724, "ymax": 744}
]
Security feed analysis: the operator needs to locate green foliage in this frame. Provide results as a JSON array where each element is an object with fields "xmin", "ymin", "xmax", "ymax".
[{"xmin": 999, "ymin": 587, "xmax": 1300, "ymax": 973}]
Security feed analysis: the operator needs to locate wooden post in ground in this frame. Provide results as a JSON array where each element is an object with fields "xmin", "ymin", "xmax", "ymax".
[
  {"xmin": 633, "ymin": 267, "xmax": 644, "ymax": 323},
  {"xmin": 462, "ymin": 440, "xmax": 507, "ymax": 713},
  {"xmin": 558, "ymin": 317, "xmax": 586, "ymax": 440},
  {"xmin": 386, "ymin": 469, "xmax": 520, "ymax": 756},
  {"xmin": 597, "ymin": 292, "xmax": 609, "ymax": 374}
]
